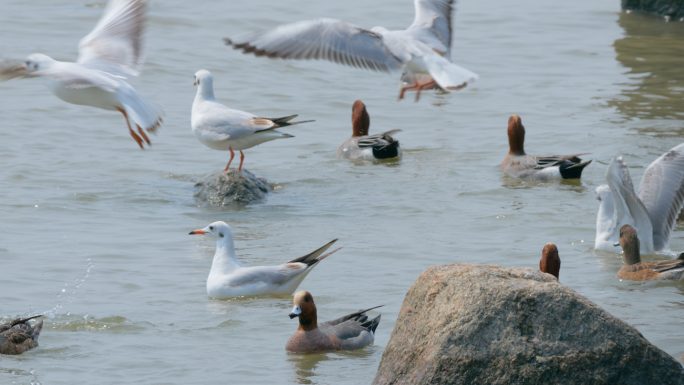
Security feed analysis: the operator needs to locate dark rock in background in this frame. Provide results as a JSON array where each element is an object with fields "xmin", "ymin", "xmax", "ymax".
[
  {"xmin": 622, "ymin": 0, "xmax": 684, "ymax": 19},
  {"xmin": 194, "ymin": 169, "xmax": 270, "ymax": 206},
  {"xmin": 373, "ymin": 263, "xmax": 684, "ymax": 385}
]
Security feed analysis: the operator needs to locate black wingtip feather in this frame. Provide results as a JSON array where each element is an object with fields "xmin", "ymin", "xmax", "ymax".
[{"xmin": 559, "ymin": 160, "xmax": 592, "ymax": 179}]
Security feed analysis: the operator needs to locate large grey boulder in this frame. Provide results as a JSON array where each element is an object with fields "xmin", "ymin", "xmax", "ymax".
[
  {"xmin": 623, "ymin": 0, "xmax": 684, "ymax": 19},
  {"xmin": 373, "ymin": 263, "xmax": 684, "ymax": 385},
  {"xmin": 194, "ymin": 169, "xmax": 270, "ymax": 206}
]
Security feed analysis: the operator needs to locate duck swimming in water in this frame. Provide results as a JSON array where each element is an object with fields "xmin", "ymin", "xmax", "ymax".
[
  {"xmin": 0, "ymin": 315, "xmax": 43, "ymax": 355},
  {"xmin": 616, "ymin": 225, "xmax": 684, "ymax": 281},
  {"xmin": 337, "ymin": 100, "xmax": 401, "ymax": 160},
  {"xmin": 501, "ymin": 115, "xmax": 591, "ymax": 180},
  {"xmin": 286, "ymin": 291, "xmax": 382, "ymax": 353}
]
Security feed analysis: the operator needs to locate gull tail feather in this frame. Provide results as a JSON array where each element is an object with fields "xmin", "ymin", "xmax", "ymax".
[
  {"xmin": 120, "ymin": 87, "xmax": 164, "ymax": 134},
  {"xmin": 423, "ymin": 53, "xmax": 478, "ymax": 91}
]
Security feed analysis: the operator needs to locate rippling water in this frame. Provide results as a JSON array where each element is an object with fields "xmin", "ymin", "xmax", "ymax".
[{"xmin": 1, "ymin": 0, "xmax": 684, "ymax": 383}]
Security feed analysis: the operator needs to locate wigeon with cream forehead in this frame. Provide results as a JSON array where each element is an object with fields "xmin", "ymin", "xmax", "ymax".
[
  {"xmin": 189, "ymin": 222, "xmax": 340, "ymax": 299},
  {"xmin": 501, "ymin": 115, "xmax": 591, "ymax": 180},
  {"xmin": 286, "ymin": 291, "xmax": 382, "ymax": 353},
  {"xmin": 616, "ymin": 225, "xmax": 684, "ymax": 281},
  {"xmin": 337, "ymin": 100, "xmax": 402, "ymax": 160}
]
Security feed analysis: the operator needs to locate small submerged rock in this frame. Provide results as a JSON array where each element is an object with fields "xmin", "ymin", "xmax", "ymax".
[{"xmin": 194, "ymin": 169, "xmax": 271, "ymax": 206}]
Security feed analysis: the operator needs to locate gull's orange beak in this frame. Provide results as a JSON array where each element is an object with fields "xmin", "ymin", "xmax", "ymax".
[
  {"xmin": 193, "ymin": 80, "xmax": 197, "ymax": 86},
  {"xmin": 189, "ymin": 229, "xmax": 205, "ymax": 235},
  {"xmin": 16, "ymin": 66, "xmax": 25, "ymax": 71}
]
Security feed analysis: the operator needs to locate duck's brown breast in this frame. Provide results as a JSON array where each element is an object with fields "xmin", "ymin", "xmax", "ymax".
[
  {"xmin": 617, "ymin": 262, "xmax": 660, "ymax": 281},
  {"xmin": 285, "ymin": 329, "xmax": 341, "ymax": 353}
]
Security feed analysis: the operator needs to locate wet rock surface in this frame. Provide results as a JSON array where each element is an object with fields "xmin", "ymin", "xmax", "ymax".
[
  {"xmin": 194, "ymin": 169, "xmax": 271, "ymax": 206},
  {"xmin": 373, "ymin": 263, "xmax": 684, "ymax": 385},
  {"xmin": 622, "ymin": 0, "xmax": 684, "ymax": 19}
]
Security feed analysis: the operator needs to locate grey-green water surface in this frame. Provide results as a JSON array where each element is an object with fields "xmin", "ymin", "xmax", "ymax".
[{"xmin": 1, "ymin": 0, "xmax": 684, "ymax": 383}]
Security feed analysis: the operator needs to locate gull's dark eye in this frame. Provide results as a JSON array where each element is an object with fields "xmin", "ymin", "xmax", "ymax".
[
  {"xmin": 209, "ymin": 226, "xmax": 214, "ymax": 231},
  {"xmin": 304, "ymin": 296, "xmax": 310, "ymax": 302},
  {"xmin": 197, "ymin": 79, "xmax": 200, "ymax": 85},
  {"xmin": 219, "ymin": 233, "xmax": 223, "ymax": 238}
]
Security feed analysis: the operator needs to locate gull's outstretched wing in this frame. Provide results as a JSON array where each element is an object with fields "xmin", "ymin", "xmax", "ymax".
[
  {"xmin": 225, "ymin": 18, "xmax": 403, "ymax": 73},
  {"xmin": 638, "ymin": 143, "xmax": 684, "ymax": 251},
  {"xmin": 77, "ymin": 0, "xmax": 147, "ymax": 78},
  {"xmin": 406, "ymin": 0, "xmax": 454, "ymax": 55},
  {"xmin": 606, "ymin": 156, "xmax": 655, "ymax": 252}
]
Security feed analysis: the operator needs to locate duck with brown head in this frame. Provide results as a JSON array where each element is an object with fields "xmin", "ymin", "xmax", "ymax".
[
  {"xmin": 337, "ymin": 100, "xmax": 402, "ymax": 160},
  {"xmin": 286, "ymin": 291, "xmax": 382, "ymax": 353},
  {"xmin": 501, "ymin": 115, "xmax": 591, "ymax": 180},
  {"xmin": 540, "ymin": 243, "xmax": 561, "ymax": 279},
  {"xmin": 616, "ymin": 225, "xmax": 684, "ymax": 281}
]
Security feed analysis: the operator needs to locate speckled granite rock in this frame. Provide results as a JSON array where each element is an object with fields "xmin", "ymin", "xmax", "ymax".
[
  {"xmin": 623, "ymin": 0, "xmax": 684, "ymax": 19},
  {"xmin": 373, "ymin": 263, "xmax": 684, "ymax": 385},
  {"xmin": 194, "ymin": 169, "xmax": 270, "ymax": 206}
]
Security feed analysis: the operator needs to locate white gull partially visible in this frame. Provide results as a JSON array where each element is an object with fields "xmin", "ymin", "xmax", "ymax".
[
  {"xmin": 224, "ymin": 0, "xmax": 478, "ymax": 101},
  {"xmin": 1, "ymin": 0, "xmax": 164, "ymax": 149},
  {"xmin": 189, "ymin": 221, "xmax": 341, "ymax": 299},
  {"xmin": 595, "ymin": 143, "xmax": 684, "ymax": 254},
  {"xmin": 191, "ymin": 70, "xmax": 313, "ymax": 171}
]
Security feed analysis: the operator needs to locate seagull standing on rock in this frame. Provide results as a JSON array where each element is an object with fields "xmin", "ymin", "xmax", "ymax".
[
  {"xmin": 4, "ymin": 0, "xmax": 164, "ymax": 149},
  {"xmin": 191, "ymin": 69, "xmax": 314, "ymax": 172}
]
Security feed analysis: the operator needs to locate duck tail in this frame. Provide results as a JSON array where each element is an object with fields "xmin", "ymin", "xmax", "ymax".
[
  {"xmin": 361, "ymin": 314, "xmax": 382, "ymax": 334},
  {"xmin": 559, "ymin": 160, "xmax": 592, "ymax": 179},
  {"xmin": 372, "ymin": 140, "xmax": 400, "ymax": 159}
]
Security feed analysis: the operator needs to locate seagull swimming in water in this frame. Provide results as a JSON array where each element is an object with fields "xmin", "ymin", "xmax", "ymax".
[
  {"xmin": 595, "ymin": 143, "xmax": 684, "ymax": 254},
  {"xmin": 189, "ymin": 221, "xmax": 340, "ymax": 299},
  {"xmin": 2, "ymin": 0, "xmax": 163, "ymax": 149},
  {"xmin": 224, "ymin": 0, "xmax": 478, "ymax": 101}
]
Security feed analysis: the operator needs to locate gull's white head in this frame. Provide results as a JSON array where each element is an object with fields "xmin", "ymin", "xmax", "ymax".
[
  {"xmin": 595, "ymin": 184, "xmax": 612, "ymax": 202},
  {"xmin": 194, "ymin": 69, "xmax": 213, "ymax": 87},
  {"xmin": 189, "ymin": 221, "xmax": 233, "ymax": 240},
  {"xmin": 19, "ymin": 54, "xmax": 55, "ymax": 72},
  {"xmin": 194, "ymin": 69, "xmax": 215, "ymax": 100}
]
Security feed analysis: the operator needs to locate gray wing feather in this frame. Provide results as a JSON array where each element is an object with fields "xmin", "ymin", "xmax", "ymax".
[
  {"xmin": 638, "ymin": 143, "xmax": 684, "ymax": 251},
  {"xmin": 406, "ymin": 0, "xmax": 454, "ymax": 54},
  {"xmin": 357, "ymin": 129, "xmax": 402, "ymax": 148},
  {"xmin": 77, "ymin": 0, "xmax": 146, "ymax": 78},
  {"xmin": 33, "ymin": 67, "xmax": 120, "ymax": 93},
  {"xmin": 226, "ymin": 19, "xmax": 403, "ymax": 73}
]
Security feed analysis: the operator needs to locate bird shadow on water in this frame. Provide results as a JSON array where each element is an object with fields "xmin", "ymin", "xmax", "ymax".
[
  {"xmin": 500, "ymin": 175, "xmax": 587, "ymax": 192},
  {"xmin": 287, "ymin": 348, "xmax": 377, "ymax": 384}
]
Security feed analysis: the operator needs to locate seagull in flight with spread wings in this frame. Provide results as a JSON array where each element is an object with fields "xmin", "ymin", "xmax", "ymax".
[
  {"xmin": 224, "ymin": 0, "xmax": 477, "ymax": 101},
  {"xmin": 1, "ymin": 0, "xmax": 163, "ymax": 149}
]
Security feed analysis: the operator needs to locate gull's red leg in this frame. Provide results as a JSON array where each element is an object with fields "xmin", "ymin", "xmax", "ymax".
[
  {"xmin": 136, "ymin": 124, "xmax": 151, "ymax": 146},
  {"xmin": 415, "ymin": 80, "xmax": 437, "ymax": 102},
  {"xmin": 224, "ymin": 148, "xmax": 235, "ymax": 171},
  {"xmin": 117, "ymin": 107, "xmax": 143, "ymax": 149},
  {"xmin": 238, "ymin": 151, "xmax": 245, "ymax": 171}
]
